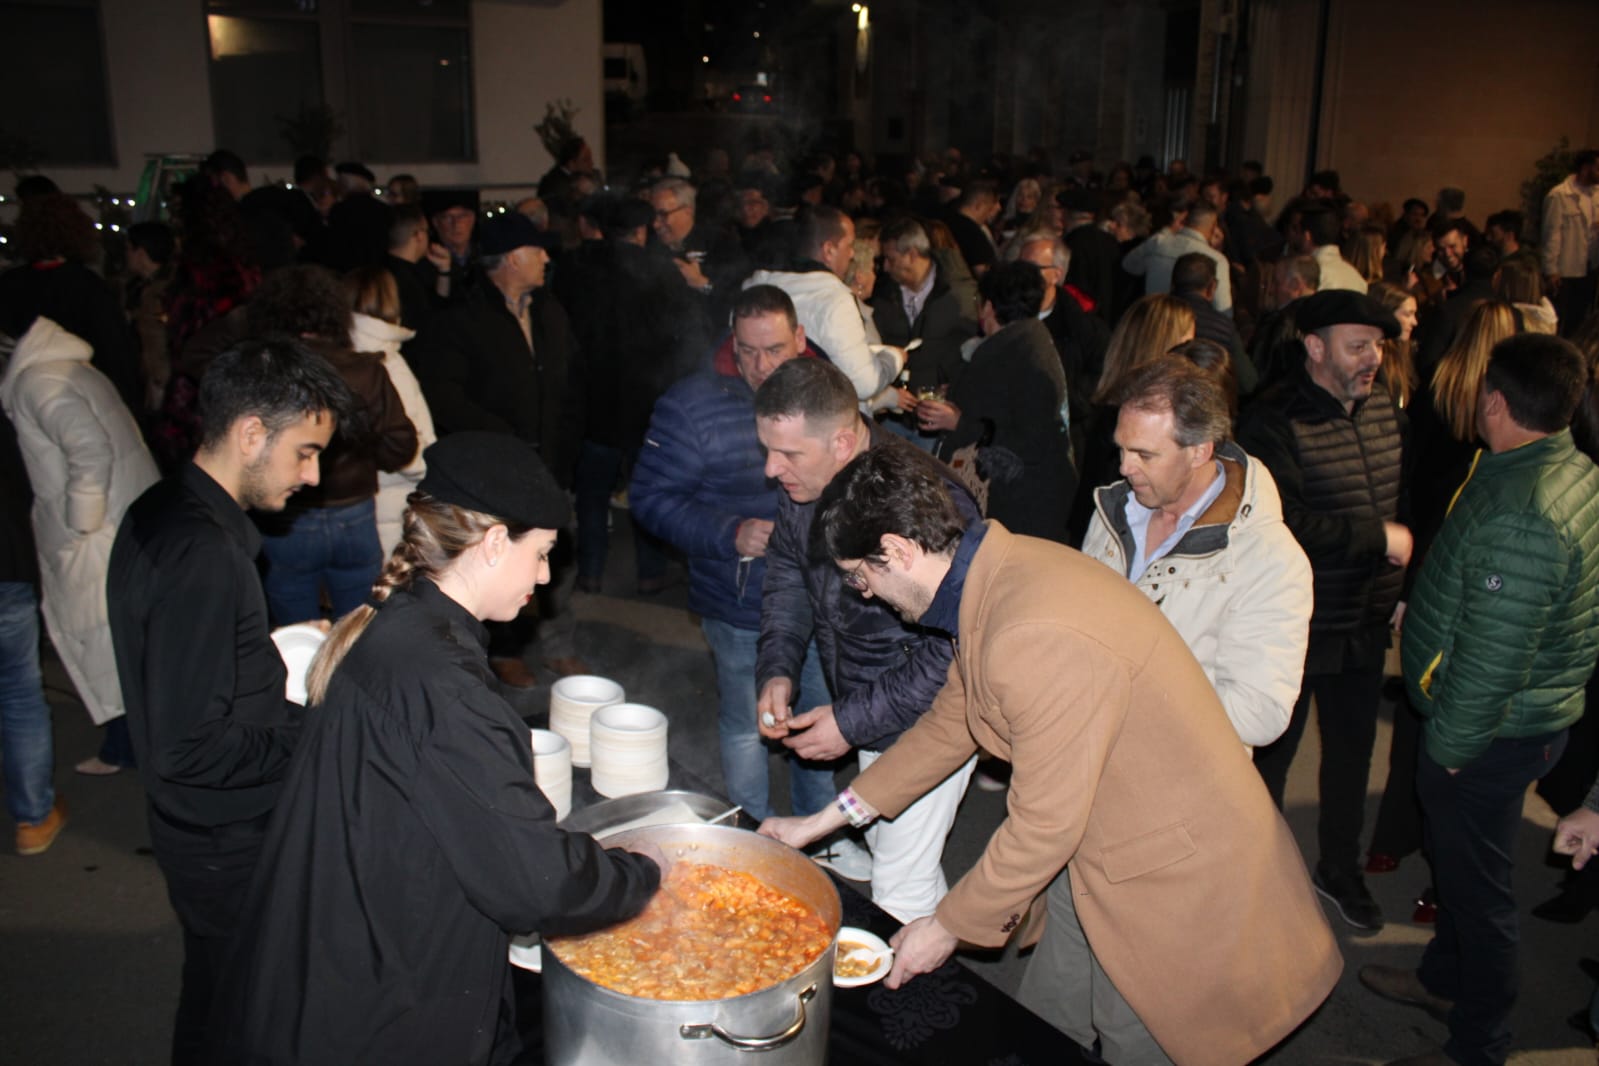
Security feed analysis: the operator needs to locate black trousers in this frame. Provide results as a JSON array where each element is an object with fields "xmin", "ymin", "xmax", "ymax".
[
  {"xmin": 1254, "ymin": 666, "xmax": 1384, "ymax": 873},
  {"xmin": 1555, "ymin": 271, "xmax": 1598, "ymax": 339},
  {"xmin": 146, "ymin": 807, "xmax": 268, "ymax": 1066},
  {"xmin": 1417, "ymin": 731, "xmax": 1567, "ymax": 1066}
]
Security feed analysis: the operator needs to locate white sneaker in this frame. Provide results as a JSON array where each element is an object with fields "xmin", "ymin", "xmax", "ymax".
[{"xmin": 809, "ymin": 836, "xmax": 872, "ymax": 882}]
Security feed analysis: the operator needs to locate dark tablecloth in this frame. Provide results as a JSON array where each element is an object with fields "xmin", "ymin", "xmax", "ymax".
[{"xmin": 505, "ymin": 760, "xmax": 1092, "ymax": 1064}]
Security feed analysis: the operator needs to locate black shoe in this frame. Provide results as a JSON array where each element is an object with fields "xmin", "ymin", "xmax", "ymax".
[
  {"xmin": 1314, "ymin": 863, "xmax": 1384, "ymax": 933},
  {"xmin": 1532, "ymin": 887, "xmax": 1596, "ymax": 924}
]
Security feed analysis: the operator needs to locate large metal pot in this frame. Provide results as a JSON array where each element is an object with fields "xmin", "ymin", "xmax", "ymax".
[{"xmin": 542, "ymin": 823, "xmax": 841, "ymax": 1065}]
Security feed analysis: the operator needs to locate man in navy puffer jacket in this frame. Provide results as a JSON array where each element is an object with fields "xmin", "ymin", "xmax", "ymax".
[{"xmin": 630, "ymin": 286, "xmax": 837, "ymax": 823}]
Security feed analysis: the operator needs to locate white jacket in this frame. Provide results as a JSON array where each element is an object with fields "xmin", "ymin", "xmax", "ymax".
[
  {"xmin": 350, "ymin": 313, "xmax": 437, "ymax": 557},
  {"xmin": 744, "ymin": 267, "xmax": 905, "ymax": 402},
  {"xmin": 1542, "ymin": 174, "xmax": 1599, "ymax": 279},
  {"xmin": 1313, "ymin": 245, "xmax": 1369, "ymax": 294},
  {"xmin": 0, "ymin": 317, "xmax": 158, "ymax": 724},
  {"xmin": 1081, "ymin": 444, "xmax": 1312, "ymax": 748}
]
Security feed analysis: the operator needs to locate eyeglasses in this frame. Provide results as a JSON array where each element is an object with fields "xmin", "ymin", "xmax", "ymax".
[
  {"xmin": 654, "ymin": 204, "xmax": 689, "ymax": 222},
  {"xmin": 840, "ymin": 560, "xmax": 871, "ymax": 591}
]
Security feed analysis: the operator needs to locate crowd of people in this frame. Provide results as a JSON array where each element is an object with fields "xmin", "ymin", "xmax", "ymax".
[{"xmin": 3, "ymin": 136, "xmax": 1599, "ymax": 1066}]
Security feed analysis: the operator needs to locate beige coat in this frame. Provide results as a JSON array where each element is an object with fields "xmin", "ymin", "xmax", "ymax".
[{"xmin": 852, "ymin": 524, "xmax": 1341, "ymax": 1066}]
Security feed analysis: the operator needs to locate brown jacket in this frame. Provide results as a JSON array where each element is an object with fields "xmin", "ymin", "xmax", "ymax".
[{"xmin": 852, "ymin": 523, "xmax": 1341, "ymax": 1066}]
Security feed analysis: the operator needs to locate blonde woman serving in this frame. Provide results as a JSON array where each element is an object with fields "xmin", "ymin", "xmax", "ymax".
[{"xmin": 211, "ymin": 432, "xmax": 663, "ymax": 1066}]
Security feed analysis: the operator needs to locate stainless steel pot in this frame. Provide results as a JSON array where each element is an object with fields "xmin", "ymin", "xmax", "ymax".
[{"xmin": 542, "ymin": 823, "xmax": 841, "ymax": 1065}]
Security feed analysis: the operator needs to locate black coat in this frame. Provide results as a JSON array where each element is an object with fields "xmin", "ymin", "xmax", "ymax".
[
  {"xmin": 869, "ymin": 265, "xmax": 978, "ymax": 390},
  {"xmin": 942, "ymin": 209, "xmax": 997, "ymax": 276},
  {"xmin": 0, "ymin": 407, "xmax": 38, "ymax": 586},
  {"xmin": 409, "ymin": 282, "xmax": 582, "ymax": 486},
  {"xmin": 386, "ymin": 254, "xmax": 438, "ymax": 335},
  {"xmin": 211, "ymin": 579, "xmax": 659, "ymax": 1066},
  {"xmin": 1065, "ymin": 223, "xmax": 1123, "ymax": 325},
  {"xmin": 1238, "ymin": 369, "xmax": 1406, "ymax": 671},
  {"xmin": 938, "ymin": 317, "xmax": 1077, "ymax": 542},
  {"xmin": 327, "ymin": 193, "xmax": 395, "ymax": 272}
]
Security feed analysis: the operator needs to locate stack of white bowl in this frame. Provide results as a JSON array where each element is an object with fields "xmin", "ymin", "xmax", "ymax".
[
  {"xmin": 529, "ymin": 729, "xmax": 573, "ymax": 820},
  {"xmin": 589, "ymin": 703, "xmax": 670, "ymax": 798},
  {"xmin": 549, "ymin": 676, "xmax": 624, "ymax": 768}
]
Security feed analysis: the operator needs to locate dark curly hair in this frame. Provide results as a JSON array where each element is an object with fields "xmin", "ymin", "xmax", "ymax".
[
  {"xmin": 245, "ymin": 264, "xmax": 353, "ymax": 346},
  {"xmin": 815, "ymin": 444, "xmax": 966, "ymax": 562},
  {"xmin": 16, "ymin": 193, "xmax": 100, "ymax": 263}
]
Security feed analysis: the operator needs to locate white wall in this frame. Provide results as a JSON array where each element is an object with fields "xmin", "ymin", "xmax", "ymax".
[{"xmin": 38, "ymin": 0, "xmax": 603, "ymax": 200}]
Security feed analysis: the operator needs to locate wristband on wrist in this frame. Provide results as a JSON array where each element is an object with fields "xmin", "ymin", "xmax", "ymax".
[{"xmin": 835, "ymin": 788, "xmax": 873, "ymax": 828}]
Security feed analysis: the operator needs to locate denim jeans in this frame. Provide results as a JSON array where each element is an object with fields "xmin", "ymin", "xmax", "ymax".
[
  {"xmin": 1418, "ymin": 730, "xmax": 1569, "ymax": 1066},
  {"xmin": 260, "ymin": 498, "xmax": 384, "ymax": 625},
  {"xmin": 574, "ymin": 439, "xmax": 667, "ymax": 583},
  {"xmin": 700, "ymin": 618, "xmax": 838, "ymax": 822},
  {"xmin": 0, "ymin": 582, "xmax": 54, "ymax": 824}
]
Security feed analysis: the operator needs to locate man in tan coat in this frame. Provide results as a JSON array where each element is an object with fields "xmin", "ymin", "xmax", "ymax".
[{"xmin": 761, "ymin": 446, "xmax": 1341, "ymax": 1065}]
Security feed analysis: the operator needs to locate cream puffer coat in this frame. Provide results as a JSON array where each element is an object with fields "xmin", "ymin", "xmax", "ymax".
[
  {"xmin": 1081, "ymin": 442, "xmax": 1312, "ymax": 747},
  {"xmin": 350, "ymin": 313, "xmax": 437, "ymax": 557},
  {"xmin": 0, "ymin": 317, "xmax": 158, "ymax": 723}
]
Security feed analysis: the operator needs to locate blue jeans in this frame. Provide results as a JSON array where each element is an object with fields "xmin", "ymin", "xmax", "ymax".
[
  {"xmin": 574, "ymin": 440, "xmax": 667, "ymax": 583},
  {"xmin": 260, "ymin": 498, "xmax": 383, "ymax": 625},
  {"xmin": 0, "ymin": 582, "xmax": 55, "ymax": 824},
  {"xmin": 1418, "ymin": 730, "xmax": 1568, "ymax": 1066},
  {"xmin": 701, "ymin": 618, "xmax": 838, "ymax": 821}
]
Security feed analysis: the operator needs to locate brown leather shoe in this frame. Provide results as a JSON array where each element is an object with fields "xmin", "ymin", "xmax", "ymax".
[
  {"xmin": 17, "ymin": 801, "xmax": 67, "ymax": 856},
  {"xmin": 543, "ymin": 656, "xmax": 590, "ymax": 679},
  {"xmin": 1358, "ymin": 965, "xmax": 1453, "ymax": 1023},
  {"xmin": 491, "ymin": 657, "xmax": 539, "ymax": 689}
]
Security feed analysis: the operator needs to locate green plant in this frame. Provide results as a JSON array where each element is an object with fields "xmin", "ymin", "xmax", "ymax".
[
  {"xmin": 276, "ymin": 103, "xmax": 345, "ymax": 161},
  {"xmin": 1522, "ymin": 138, "xmax": 1574, "ymax": 235}
]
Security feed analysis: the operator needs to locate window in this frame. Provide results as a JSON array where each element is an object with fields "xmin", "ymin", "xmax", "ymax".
[
  {"xmin": 205, "ymin": 0, "xmax": 474, "ymax": 165},
  {"xmin": 0, "ymin": 0, "xmax": 115, "ymax": 167}
]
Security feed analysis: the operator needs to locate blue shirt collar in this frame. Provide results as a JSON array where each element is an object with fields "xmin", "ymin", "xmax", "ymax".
[{"xmin": 919, "ymin": 519, "xmax": 988, "ymax": 637}]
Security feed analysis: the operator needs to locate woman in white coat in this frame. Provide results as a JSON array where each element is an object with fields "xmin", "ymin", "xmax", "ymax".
[
  {"xmin": 0, "ymin": 314, "xmax": 159, "ymax": 768},
  {"xmin": 344, "ymin": 268, "xmax": 437, "ymax": 556}
]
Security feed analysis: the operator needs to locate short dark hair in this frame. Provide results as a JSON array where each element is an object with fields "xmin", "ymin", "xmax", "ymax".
[
  {"xmin": 1574, "ymin": 150, "xmax": 1599, "ymax": 172},
  {"xmin": 1485, "ymin": 210, "xmax": 1523, "ymax": 236},
  {"xmin": 1484, "ymin": 333, "xmax": 1588, "ymax": 433},
  {"xmin": 610, "ymin": 196, "xmax": 655, "ymax": 235},
  {"xmin": 1249, "ymin": 176, "xmax": 1274, "ymax": 197},
  {"xmin": 733, "ymin": 284, "xmax": 798, "ymax": 331},
  {"xmin": 954, "ymin": 180, "xmax": 1000, "ymax": 210},
  {"xmin": 1170, "ymin": 251, "xmax": 1217, "ymax": 295},
  {"xmin": 245, "ymin": 265, "xmax": 353, "ymax": 346},
  {"xmin": 1463, "ymin": 243, "xmax": 1502, "ymax": 283},
  {"xmin": 1437, "ymin": 186, "xmax": 1466, "ymax": 214},
  {"xmin": 1403, "ymin": 198, "xmax": 1428, "ymax": 215},
  {"xmin": 1300, "ymin": 204, "xmax": 1341, "ymax": 247},
  {"xmin": 978, "ymin": 260, "xmax": 1045, "ymax": 325},
  {"xmin": 203, "ymin": 150, "xmax": 248, "ymax": 184},
  {"xmin": 815, "ymin": 444, "xmax": 966, "ymax": 562},
  {"xmin": 198, "ymin": 337, "xmax": 354, "ymax": 450},
  {"xmin": 797, "ymin": 204, "xmax": 850, "ymax": 260},
  {"xmin": 294, "ymin": 155, "xmax": 328, "ymax": 185},
  {"xmin": 127, "ymin": 221, "xmax": 175, "ymax": 265},
  {"xmin": 14, "ymin": 174, "xmax": 60, "ymax": 201},
  {"xmin": 753, "ymin": 358, "xmax": 856, "ymax": 425},
  {"xmin": 388, "ymin": 204, "xmax": 427, "ymax": 250},
  {"xmin": 1110, "ymin": 352, "xmax": 1233, "ymax": 447},
  {"xmin": 1309, "ymin": 169, "xmax": 1342, "ymax": 194}
]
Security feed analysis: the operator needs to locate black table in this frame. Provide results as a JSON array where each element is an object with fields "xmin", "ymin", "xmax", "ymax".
[{"xmin": 508, "ymin": 758, "xmax": 1093, "ymax": 1064}]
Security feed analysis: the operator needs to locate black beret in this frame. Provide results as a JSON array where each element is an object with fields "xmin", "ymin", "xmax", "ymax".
[
  {"xmin": 479, "ymin": 212, "xmax": 546, "ymax": 256},
  {"xmin": 418, "ymin": 432, "xmax": 570, "ymax": 529},
  {"xmin": 1296, "ymin": 290, "xmax": 1400, "ymax": 339}
]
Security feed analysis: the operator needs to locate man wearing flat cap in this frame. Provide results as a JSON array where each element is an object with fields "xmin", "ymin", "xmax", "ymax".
[
  {"xmin": 410, "ymin": 212, "xmax": 587, "ymax": 685},
  {"xmin": 1239, "ymin": 289, "xmax": 1412, "ymax": 934}
]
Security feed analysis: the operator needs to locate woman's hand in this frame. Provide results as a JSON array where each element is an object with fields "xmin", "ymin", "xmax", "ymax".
[{"xmin": 916, "ymin": 399, "xmax": 960, "ymax": 433}]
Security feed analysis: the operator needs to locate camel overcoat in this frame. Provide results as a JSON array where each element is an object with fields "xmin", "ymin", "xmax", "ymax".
[{"xmin": 851, "ymin": 523, "xmax": 1341, "ymax": 1066}]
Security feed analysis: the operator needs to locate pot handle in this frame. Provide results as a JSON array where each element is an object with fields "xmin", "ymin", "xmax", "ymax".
[{"xmin": 679, "ymin": 984, "xmax": 816, "ymax": 1052}]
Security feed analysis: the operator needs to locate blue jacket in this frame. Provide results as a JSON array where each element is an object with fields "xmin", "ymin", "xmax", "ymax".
[
  {"xmin": 755, "ymin": 423, "xmax": 982, "ymax": 751},
  {"xmin": 629, "ymin": 342, "xmax": 803, "ymax": 629}
]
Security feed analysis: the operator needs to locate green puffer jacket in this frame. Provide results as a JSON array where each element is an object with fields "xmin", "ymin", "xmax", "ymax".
[{"xmin": 1402, "ymin": 430, "xmax": 1599, "ymax": 768}]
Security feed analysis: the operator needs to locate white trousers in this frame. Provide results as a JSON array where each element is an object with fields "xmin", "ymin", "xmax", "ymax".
[{"xmin": 860, "ymin": 749, "xmax": 978, "ymax": 923}]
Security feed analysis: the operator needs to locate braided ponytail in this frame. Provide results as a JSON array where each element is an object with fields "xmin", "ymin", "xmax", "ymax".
[{"xmin": 304, "ymin": 491, "xmax": 530, "ymax": 705}]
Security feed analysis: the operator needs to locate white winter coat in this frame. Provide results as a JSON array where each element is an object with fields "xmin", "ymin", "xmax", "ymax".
[
  {"xmin": 1541, "ymin": 174, "xmax": 1599, "ymax": 280},
  {"xmin": 1081, "ymin": 444, "xmax": 1312, "ymax": 748},
  {"xmin": 744, "ymin": 267, "xmax": 905, "ymax": 402},
  {"xmin": 0, "ymin": 317, "xmax": 158, "ymax": 723},
  {"xmin": 350, "ymin": 312, "xmax": 436, "ymax": 557}
]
